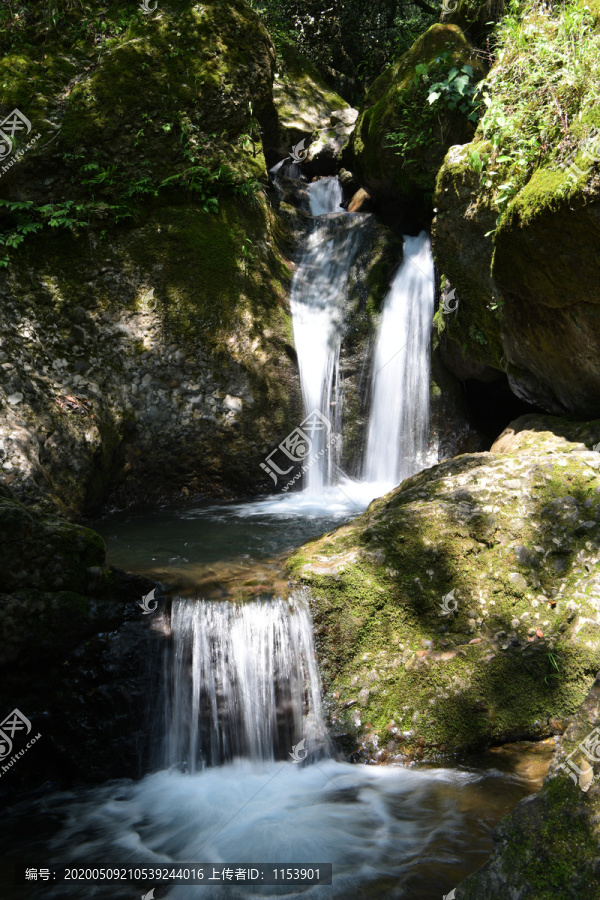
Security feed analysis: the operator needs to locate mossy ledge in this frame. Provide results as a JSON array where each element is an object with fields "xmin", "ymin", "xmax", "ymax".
[{"xmin": 287, "ymin": 416, "xmax": 600, "ymax": 761}]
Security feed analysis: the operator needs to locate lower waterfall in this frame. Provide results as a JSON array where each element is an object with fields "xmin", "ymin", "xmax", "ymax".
[{"xmin": 161, "ymin": 596, "xmax": 328, "ymax": 770}]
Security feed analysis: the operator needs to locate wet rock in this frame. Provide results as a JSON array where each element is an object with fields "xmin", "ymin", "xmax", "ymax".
[
  {"xmin": 457, "ymin": 674, "xmax": 600, "ymax": 898},
  {"xmin": 287, "ymin": 430, "xmax": 600, "ymax": 760}
]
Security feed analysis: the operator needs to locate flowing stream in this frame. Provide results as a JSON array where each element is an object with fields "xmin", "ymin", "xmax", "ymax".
[
  {"xmin": 0, "ymin": 176, "xmax": 551, "ymax": 900},
  {"xmin": 278, "ymin": 175, "xmax": 437, "ymax": 507},
  {"xmin": 161, "ymin": 597, "xmax": 328, "ymax": 770},
  {"xmin": 288, "ymin": 177, "xmax": 369, "ymax": 493}
]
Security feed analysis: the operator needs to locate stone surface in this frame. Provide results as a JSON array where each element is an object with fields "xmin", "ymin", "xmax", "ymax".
[
  {"xmin": 0, "ymin": 0, "xmax": 303, "ymax": 515},
  {"xmin": 347, "ymin": 24, "xmax": 483, "ymax": 228},
  {"xmin": 432, "ymin": 4, "xmax": 600, "ymax": 417},
  {"xmin": 270, "ymin": 43, "xmax": 348, "ymax": 163},
  {"xmin": 457, "ymin": 672, "xmax": 600, "ymax": 898},
  {"xmin": 0, "ymin": 494, "xmax": 159, "ymax": 793},
  {"xmin": 287, "ymin": 421, "xmax": 600, "ymax": 761}
]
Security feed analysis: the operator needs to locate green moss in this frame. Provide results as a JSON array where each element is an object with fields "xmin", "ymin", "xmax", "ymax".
[
  {"xmin": 350, "ymin": 24, "xmax": 483, "ymax": 215},
  {"xmin": 288, "ymin": 447, "xmax": 600, "ymax": 755},
  {"xmin": 462, "ymin": 774, "xmax": 600, "ymax": 898}
]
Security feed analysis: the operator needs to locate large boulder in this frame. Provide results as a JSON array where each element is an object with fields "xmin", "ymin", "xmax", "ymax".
[
  {"xmin": 432, "ymin": 2, "xmax": 600, "ymax": 416},
  {"xmin": 287, "ymin": 416, "xmax": 600, "ymax": 761},
  {"xmin": 434, "ymin": 141, "xmax": 600, "ymax": 415},
  {"xmin": 347, "ymin": 24, "xmax": 484, "ymax": 228},
  {"xmin": 0, "ymin": 0, "xmax": 303, "ymax": 514},
  {"xmin": 0, "ymin": 495, "xmax": 158, "ymax": 792},
  {"xmin": 270, "ymin": 43, "xmax": 355, "ymax": 173}
]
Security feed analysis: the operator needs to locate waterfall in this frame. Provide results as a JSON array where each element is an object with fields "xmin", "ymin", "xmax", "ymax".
[
  {"xmin": 289, "ymin": 177, "xmax": 370, "ymax": 493},
  {"xmin": 272, "ymin": 173, "xmax": 436, "ymax": 508},
  {"xmin": 161, "ymin": 595, "xmax": 328, "ymax": 770},
  {"xmin": 364, "ymin": 231, "xmax": 435, "ymax": 486}
]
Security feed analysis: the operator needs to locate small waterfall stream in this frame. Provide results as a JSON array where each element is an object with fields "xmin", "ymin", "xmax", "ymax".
[
  {"xmin": 364, "ymin": 231, "xmax": 435, "ymax": 486},
  {"xmin": 287, "ymin": 175, "xmax": 436, "ymax": 500},
  {"xmin": 289, "ymin": 177, "xmax": 370, "ymax": 492},
  {"xmin": 162, "ymin": 596, "xmax": 328, "ymax": 770}
]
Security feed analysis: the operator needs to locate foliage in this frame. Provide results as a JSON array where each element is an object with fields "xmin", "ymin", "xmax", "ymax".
[
  {"xmin": 0, "ymin": 127, "xmax": 262, "ymax": 267},
  {"xmin": 0, "ymin": 0, "xmax": 138, "ymax": 56},
  {"xmin": 427, "ymin": 62, "xmax": 479, "ymax": 122},
  {"xmin": 249, "ymin": 0, "xmax": 436, "ymax": 101},
  {"xmin": 386, "ymin": 52, "xmax": 481, "ymax": 165},
  {"xmin": 466, "ymin": 0, "xmax": 600, "ymax": 226}
]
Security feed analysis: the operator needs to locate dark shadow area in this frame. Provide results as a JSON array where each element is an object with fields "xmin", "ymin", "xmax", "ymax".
[{"xmin": 463, "ymin": 374, "xmax": 544, "ymax": 442}]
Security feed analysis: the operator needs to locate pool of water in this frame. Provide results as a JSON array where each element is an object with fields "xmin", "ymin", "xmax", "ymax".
[
  {"xmin": 1, "ymin": 745, "xmax": 552, "ymax": 900},
  {"xmin": 92, "ymin": 481, "xmax": 386, "ymax": 594}
]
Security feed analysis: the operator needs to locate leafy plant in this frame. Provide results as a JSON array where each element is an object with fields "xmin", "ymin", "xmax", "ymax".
[
  {"xmin": 239, "ymin": 102, "xmax": 262, "ymax": 158},
  {"xmin": 469, "ymin": 0, "xmax": 600, "ymax": 228},
  {"xmin": 427, "ymin": 63, "xmax": 479, "ymax": 122},
  {"xmin": 386, "ymin": 53, "xmax": 482, "ymax": 164}
]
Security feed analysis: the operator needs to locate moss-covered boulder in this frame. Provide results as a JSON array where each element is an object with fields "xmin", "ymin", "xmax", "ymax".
[
  {"xmin": 270, "ymin": 43, "xmax": 348, "ymax": 163},
  {"xmin": 0, "ymin": 496, "xmax": 105, "ymax": 594},
  {"xmin": 287, "ymin": 417, "xmax": 600, "ymax": 760},
  {"xmin": 434, "ymin": 140, "xmax": 600, "ymax": 415},
  {"xmin": 433, "ymin": 0, "xmax": 600, "ymax": 416},
  {"xmin": 347, "ymin": 24, "xmax": 484, "ymax": 228},
  {"xmin": 457, "ymin": 672, "xmax": 600, "ymax": 898},
  {"xmin": 0, "ymin": 0, "xmax": 305, "ymax": 514}
]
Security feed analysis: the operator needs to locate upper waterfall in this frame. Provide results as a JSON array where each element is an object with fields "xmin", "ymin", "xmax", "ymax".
[
  {"xmin": 364, "ymin": 231, "xmax": 435, "ymax": 487},
  {"xmin": 269, "ymin": 173, "xmax": 436, "ymax": 511},
  {"xmin": 289, "ymin": 177, "xmax": 371, "ymax": 493}
]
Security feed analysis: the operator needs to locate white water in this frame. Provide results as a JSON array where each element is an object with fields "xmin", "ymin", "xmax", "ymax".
[
  {"xmin": 281, "ymin": 179, "xmax": 436, "ymax": 511},
  {"xmin": 162, "ymin": 596, "xmax": 328, "ymax": 770},
  {"xmin": 289, "ymin": 178, "xmax": 370, "ymax": 493},
  {"xmin": 364, "ymin": 232, "xmax": 436, "ymax": 488},
  {"xmin": 39, "ymin": 760, "xmax": 496, "ymax": 899}
]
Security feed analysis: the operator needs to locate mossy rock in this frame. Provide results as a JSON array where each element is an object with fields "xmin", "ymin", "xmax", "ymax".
[
  {"xmin": 0, "ymin": 0, "xmax": 308, "ymax": 513},
  {"xmin": 287, "ymin": 424, "xmax": 600, "ymax": 760},
  {"xmin": 0, "ymin": 0, "xmax": 278, "ymax": 196},
  {"xmin": 0, "ymin": 497, "xmax": 105, "ymax": 595},
  {"xmin": 457, "ymin": 673, "xmax": 600, "ymax": 898},
  {"xmin": 348, "ymin": 24, "xmax": 484, "ymax": 228},
  {"xmin": 271, "ymin": 42, "xmax": 348, "ymax": 161},
  {"xmin": 432, "ymin": 2, "xmax": 600, "ymax": 417},
  {"xmin": 434, "ymin": 144, "xmax": 600, "ymax": 415}
]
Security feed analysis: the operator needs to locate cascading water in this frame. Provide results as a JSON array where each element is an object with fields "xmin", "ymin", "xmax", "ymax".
[
  {"xmin": 363, "ymin": 231, "xmax": 436, "ymax": 488},
  {"xmin": 284, "ymin": 177, "xmax": 436, "ymax": 507},
  {"xmin": 289, "ymin": 177, "xmax": 370, "ymax": 493},
  {"xmin": 161, "ymin": 596, "xmax": 328, "ymax": 770}
]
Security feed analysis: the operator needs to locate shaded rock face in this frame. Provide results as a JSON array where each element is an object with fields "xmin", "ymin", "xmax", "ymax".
[
  {"xmin": 0, "ymin": 0, "xmax": 305, "ymax": 515},
  {"xmin": 0, "ymin": 196, "xmax": 303, "ymax": 516},
  {"xmin": 347, "ymin": 24, "xmax": 483, "ymax": 229},
  {"xmin": 457, "ymin": 672, "xmax": 600, "ymax": 899},
  {"xmin": 433, "ymin": 143, "xmax": 600, "ymax": 416},
  {"xmin": 0, "ymin": 494, "xmax": 159, "ymax": 794},
  {"xmin": 441, "ymin": 0, "xmax": 504, "ymax": 45},
  {"xmin": 286, "ymin": 417, "xmax": 600, "ymax": 762}
]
